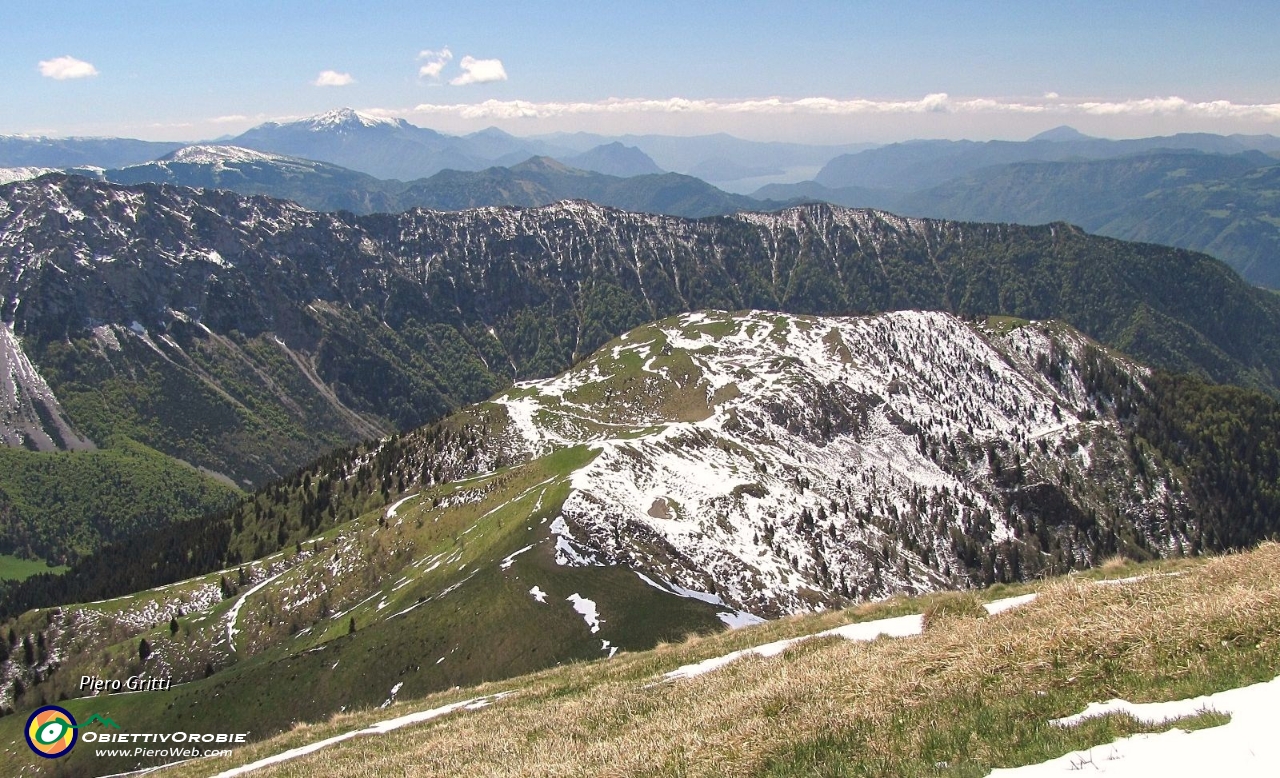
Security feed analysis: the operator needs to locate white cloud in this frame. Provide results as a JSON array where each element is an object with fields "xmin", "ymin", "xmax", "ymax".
[
  {"xmin": 313, "ymin": 70, "xmax": 355, "ymax": 87},
  {"xmin": 418, "ymin": 47, "xmax": 453, "ymax": 79},
  {"xmin": 1043, "ymin": 91, "xmax": 1060, "ymax": 99},
  {"xmin": 450, "ymin": 56, "xmax": 507, "ymax": 86},
  {"xmin": 38, "ymin": 56, "xmax": 99, "ymax": 80},
  {"xmin": 404, "ymin": 93, "xmax": 1280, "ymax": 121},
  {"xmin": 211, "ymin": 114, "xmax": 249, "ymax": 124}
]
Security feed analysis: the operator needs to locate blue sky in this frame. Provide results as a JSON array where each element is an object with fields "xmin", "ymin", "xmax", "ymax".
[{"xmin": 4, "ymin": 1, "xmax": 1279, "ymax": 142}]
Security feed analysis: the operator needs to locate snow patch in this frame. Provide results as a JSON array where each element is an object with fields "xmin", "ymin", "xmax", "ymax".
[
  {"xmin": 717, "ymin": 611, "xmax": 767, "ymax": 628},
  {"xmin": 500, "ymin": 544, "xmax": 535, "ymax": 570},
  {"xmin": 990, "ymin": 676, "xmax": 1280, "ymax": 777},
  {"xmin": 380, "ymin": 681, "xmax": 404, "ymax": 709},
  {"xmin": 663, "ymin": 593, "xmax": 1037, "ymax": 682},
  {"xmin": 566, "ymin": 593, "xmax": 602, "ymax": 633},
  {"xmin": 386, "ymin": 493, "xmax": 417, "ymax": 519},
  {"xmin": 207, "ymin": 693, "xmax": 513, "ymax": 778}
]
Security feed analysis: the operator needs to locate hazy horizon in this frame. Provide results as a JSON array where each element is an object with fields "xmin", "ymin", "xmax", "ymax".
[{"xmin": 5, "ymin": 2, "xmax": 1279, "ymax": 144}]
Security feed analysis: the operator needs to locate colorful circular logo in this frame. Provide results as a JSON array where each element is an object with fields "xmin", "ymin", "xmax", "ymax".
[{"xmin": 25, "ymin": 705, "xmax": 78, "ymax": 759}]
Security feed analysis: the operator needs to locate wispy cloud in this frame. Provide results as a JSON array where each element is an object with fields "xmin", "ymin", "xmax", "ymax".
[
  {"xmin": 211, "ymin": 114, "xmax": 249, "ymax": 124},
  {"xmin": 403, "ymin": 93, "xmax": 1280, "ymax": 120},
  {"xmin": 313, "ymin": 70, "xmax": 355, "ymax": 87},
  {"xmin": 418, "ymin": 48, "xmax": 453, "ymax": 79},
  {"xmin": 38, "ymin": 56, "xmax": 99, "ymax": 80},
  {"xmin": 450, "ymin": 56, "xmax": 507, "ymax": 86}
]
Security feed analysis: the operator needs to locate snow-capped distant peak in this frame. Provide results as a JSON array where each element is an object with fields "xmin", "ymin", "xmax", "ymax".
[
  {"xmin": 160, "ymin": 145, "xmax": 290, "ymax": 165},
  {"xmin": 0, "ymin": 167, "xmax": 57, "ymax": 185},
  {"xmin": 301, "ymin": 108, "xmax": 403, "ymax": 131}
]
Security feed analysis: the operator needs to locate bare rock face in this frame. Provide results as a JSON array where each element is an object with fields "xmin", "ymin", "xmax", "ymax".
[{"xmin": 0, "ymin": 322, "xmax": 93, "ymax": 451}]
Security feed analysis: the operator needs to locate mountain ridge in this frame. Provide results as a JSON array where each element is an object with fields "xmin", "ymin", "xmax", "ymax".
[
  {"xmin": 2, "ymin": 175, "xmax": 1280, "ymax": 563},
  {"xmin": 758, "ymin": 148, "xmax": 1280, "ymax": 287},
  {"xmin": 2, "ymin": 178, "xmax": 1278, "ymax": 448},
  {"xmin": 99, "ymin": 146, "xmax": 785, "ymax": 218}
]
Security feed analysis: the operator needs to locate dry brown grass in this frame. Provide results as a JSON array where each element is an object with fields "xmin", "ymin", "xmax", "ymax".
[
  {"xmin": 170, "ymin": 546, "xmax": 1280, "ymax": 777},
  {"xmin": 921, "ymin": 591, "xmax": 987, "ymax": 631},
  {"xmin": 1100, "ymin": 554, "xmax": 1130, "ymax": 571}
]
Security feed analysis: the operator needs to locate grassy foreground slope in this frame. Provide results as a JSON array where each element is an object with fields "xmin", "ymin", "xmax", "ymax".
[
  {"xmin": 158, "ymin": 545, "xmax": 1279, "ymax": 778},
  {"xmin": 0, "ymin": 446, "xmax": 728, "ymax": 777}
]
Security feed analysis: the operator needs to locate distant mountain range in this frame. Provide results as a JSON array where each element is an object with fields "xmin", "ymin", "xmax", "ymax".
[
  {"xmin": 893, "ymin": 150, "xmax": 1280, "ymax": 289},
  {"xmin": 807, "ymin": 126, "xmax": 1280, "ymax": 192},
  {"xmin": 0, "ymin": 135, "xmax": 183, "ymax": 170},
  {"xmin": 535, "ymin": 131, "xmax": 877, "ymax": 187},
  {"xmin": 95, "ymin": 146, "xmax": 790, "ymax": 218},
  {"xmin": 758, "ymin": 128, "xmax": 1280, "ymax": 287},
  {"xmin": 0, "ymin": 109, "xmax": 866, "ymax": 188},
  {"xmin": 6, "ymin": 114, "xmax": 1280, "ymax": 286},
  {"xmin": 560, "ymin": 141, "xmax": 664, "ymax": 177},
  {"xmin": 224, "ymin": 109, "xmax": 557, "ymax": 179},
  {"xmin": 101, "ymin": 145, "xmax": 406, "ymax": 213}
]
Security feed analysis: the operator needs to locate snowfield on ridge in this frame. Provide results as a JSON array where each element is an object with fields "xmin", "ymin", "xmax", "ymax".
[{"xmin": 478, "ymin": 309, "xmax": 1177, "ymax": 616}]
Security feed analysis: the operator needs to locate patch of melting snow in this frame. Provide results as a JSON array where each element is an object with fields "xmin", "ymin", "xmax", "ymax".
[
  {"xmin": 662, "ymin": 593, "xmax": 1037, "ymax": 682},
  {"xmin": 386, "ymin": 493, "xmax": 417, "ymax": 519},
  {"xmin": 380, "ymin": 682, "xmax": 404, "ymax": 709},
  {"xmin": 225, "ymin": 570, "xmax": 287, "ymax": 652},
  {"xmin": 663, "ymin": 580, "xmax": 727, "ymax": 606},
  {"xmin": 635, "ymin": 571, "xmax": 670, "ymax": 592},
  {"xmin": 207, "ymin": 693, "xmax": 513, "ymax": 778},
  {"xmin": 566, "ymin": 593, "xmax": 602, "ymax": 634},
  {"xmin": 982, "ymin": 593, "xmax": 1037, "ymax": 615},
  {"xmin": 717, "ymin": 611, "xmax": 766, "ymax": 628},
  {"xmin": 635, "ymin": 570, "xmax": 760, "ymax": 627},
  {"xmin": 529, "ymin": 586, "xmax": 548, "ymax": 604},
  {"xmin": 500, "ymin": 544, "xmax": 536, "ymax": 570},
  {"xmin": 1095, "ymin": 571, "xmax": 1184, "ymax": 587},
  {"xmin": 989, "ymin": 675, "xmax": 1280, "ymax": 777}
]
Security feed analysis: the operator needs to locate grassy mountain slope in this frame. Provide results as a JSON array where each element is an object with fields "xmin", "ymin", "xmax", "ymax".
[
  {"xmin": 4, "ymin": 309, "xmax": 1280, "ymax": 778},
  {"xmin": 0, "ymin": 443, "xmax": 729, "ymax": 776},
  {"xmin": 9, "ymin": 544, "xmax": 1278, "ymax": 776},
  {"xmin": 161, "ymin": 545, "xmax": 1280, "ymax": 778}
]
